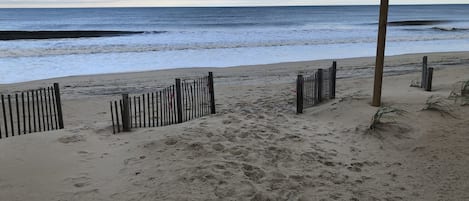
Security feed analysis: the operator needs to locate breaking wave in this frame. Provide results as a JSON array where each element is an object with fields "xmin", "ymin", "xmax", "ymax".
[{"xmin": 0, "ymin": 30, "xmax": 166, "ymax": 40}]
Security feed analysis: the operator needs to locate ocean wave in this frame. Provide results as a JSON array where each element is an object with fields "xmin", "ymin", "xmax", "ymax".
[
  {"xmin": 2, "ymin": 34, "xmax": 469, "ymax": 58},
  {"xmin": 0, "ymin": 30, "xmax": 167, "ymax": 40},
  {"xmin": 431, "ymin": 27, "xmax": 469, "ymax": 31},
  {"xmin": 387, "ymin": 20, "xmax": 450, "ymax": 26}
]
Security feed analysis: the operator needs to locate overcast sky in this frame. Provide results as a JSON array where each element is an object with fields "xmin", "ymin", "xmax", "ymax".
[{"xmin": 0, "ymin": 0, "xmax": 467, "ymax": 8}]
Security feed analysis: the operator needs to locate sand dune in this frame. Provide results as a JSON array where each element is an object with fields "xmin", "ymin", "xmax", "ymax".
[{"xmin": 0, "ymin": 52, "xmax": 469, "ymax": 200}]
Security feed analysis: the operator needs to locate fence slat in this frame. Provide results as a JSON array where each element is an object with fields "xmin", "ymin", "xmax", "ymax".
[
  {"xmin": 167, "ymin": 88, "xmax": 170, "ymax": 125},
  {"xmin": 152, "ymin": 92, "xmax": 155, "ymax": 127},
  {"xmin": 129, "ymin": 96, "xmax": 132, "ymax": 128},
  {"xmin": 47, "ymin": 88, "xmax": 53, "ymax": 130},
  {"xmin": 425, "ymin": 67, "xmax": 434, "ymax": 92},
  {"xmin": 317, "ymin": 69, "xmax": 323, "ymax": 103},
  {"xmin": 43, "ymin": 88, "xmax": 49, "ymax": 131},
  {"xmin": 32, "ymin": 90, "xmax": 37, "ymax": 132},
  {"xmin": 2, "ymin": 95, "xmax": 8, "ymax": 138},
  {"xmin": 421, "ymin": 56, "xmax": 428, "ymax": 88},
  {"xmin": 122, "ymin": 94, "xmax": 130, "ymax": 132},
  {"xmin": 40, "ymin": 89, "xmax": 44, "ymax": 131},
  {"xmin": 22, "ymin": 92, "xmax": 26, "ymax": 134},
  {"xmin": 51, "ymin": 88, "xmax": 58, "ymax": 130},
  {"xmin": 156, "ymin": 92, "xmax": 159, "ymax": 127},
  {"xmin": 176, "ymin": 79, "xmax": 183, "ymax": 124},
  {"xmin": 138, "ymin": 96, "xmax": 141, "ymax": 128},
  {"xmin": 330, "ymin": 61, "xmax": 337, "ymax": 99},
  {"xmin": 195, "ymin": 80, "xmax": 200, "ymax": 118},
  {"xmin": 297, "ymin": 75, "xmax": 304, "ymax": 114},
  {"xmin": 172, "ymin": 85, "xmax": 177, "ymax": 124},
  {"xmin": 53, "ymin": 83, "xmax": 64, "ymax": 129},
  {"xmin": 190, "ymin": 84, "xmax": 194, "ymax": 120},
  {"xmin": 147, "ymin": 93, "xmax": 151, "ymax": 127},
  {"xmin": 134, "ymin": 96, "xmax": 137, "ymax": 128},
  {"xmin": 36, "ymin": 90, "xmax": 42, "ymax": 132},
  {"xmin": 141, "ymin": 94, "xmax": 145, "ymax": 127},
  {"xmin": 115, "ymin": 101, "xmax": 120, "ymax": 133},
  {"xmin": 39, "ymin": 89, "xmax": 44, "ymax": 131},
  {"xmin": 15, "ymin": 94, "xmax": 20, "ymax": 135},
  {"xmin": 110, "ymin": 101, "xmax": 115, "ymax": 134},
  {"xmin": 159, "ymin": 91, "xmax": 163, "ymax": 127},
  {"xmin": 8, "ymin": 95, "xmax": 15, "ymax": 136},
  {"xmin": 28, "ymin": 91, "xmax": 32, "ymax": 133},
  {"xmin": 202, "ymin": 78, "xmax": 206, "ymax": 115},
  {"xmin": 162, "ymin": 89, "xmax": 166, "ymax": 126},
  {"xmin": 167, "ymin": 86, "xmax": 174, "ymax": 125}
]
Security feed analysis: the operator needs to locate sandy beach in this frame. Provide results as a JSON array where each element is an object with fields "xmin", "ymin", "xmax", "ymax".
[{"xmin": 0, "ymin": 51, "xmax": 469, "ymax": 201}]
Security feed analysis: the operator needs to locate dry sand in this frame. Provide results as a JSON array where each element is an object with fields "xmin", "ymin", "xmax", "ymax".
[{"xmin": 0, "ymin": 51, "xmax": 469, "ymax": 201}]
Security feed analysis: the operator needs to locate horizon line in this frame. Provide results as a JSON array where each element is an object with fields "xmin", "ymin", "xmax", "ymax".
[{"xmin": 1, "ymin": 3, "xmax": 468, "ymax": 9}]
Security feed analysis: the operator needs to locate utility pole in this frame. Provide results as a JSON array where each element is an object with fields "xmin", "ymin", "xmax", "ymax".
[{"xmin": 372, "ymin": 0, "xmax": 389, "ymax": 107}]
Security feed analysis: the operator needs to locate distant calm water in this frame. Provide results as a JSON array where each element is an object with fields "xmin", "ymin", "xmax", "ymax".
[{"xmin": 1, "ymin": 5, "xmax": 469, "ymax": 83}]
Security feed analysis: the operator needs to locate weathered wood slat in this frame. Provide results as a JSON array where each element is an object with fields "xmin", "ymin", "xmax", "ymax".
[
  {"xmin": 8, "ymin": 95, "xmax": 14, "ymax": 136},
  {"xmin": 43, "ymin": 88, "xmax": 49, "ymax": 131},
  {"xmin": 147, "ymin": 93, "xmax": 151, "ymax": 127},
  {"xmin": 110, "ymin": 101, "xmax": 115, "ymax": 134},
  {"xmin": 297, "ymin": 75, "xmax": 304, "ymax": 114},
  {"xmin": 51, "ymin": 88, "xmax": 58, "ymax": 129},
  {"xmin": 47, "ymin": 87, "xmax": 53, "ymax": 130},
  {"xmin": 22, "ymin": 92, "xmax": 26, "ymax": 134},
  {"xmin": 36, "ymin": 90, "xmax": 41, "ymax": 132},
  {"xmin": 134, "ymin": 96, "xmax": 137, "ymax": 128},
  {"xmin": 1, "ymin": 95, "xmax": 7, "ymax": 138},
  {"xmin": 28, "ymin": 91, "xmax": 32, "ymax": 133},
  {"xmin": 53, "ymin": 83, "xmax": 64, "ymax": 129},
  {"xmin": 32, "ymin": 90, "xmax": 37, "ymax": 132},
  {"xmin": 115, "ymin": 101, "xmax": 120, "ymax": 133},
  {"xmin": 122, "ymin": 94, "xmax": 130, "ymax": 132},
  {"xmin": 159, "ymin": 91, "xmax": 163, "ymax": 127},
  {"xmin": 152, "ymin": 92, "xmax": 155, "ymax": 127},
  {"xmin": 15, "ymin": 94, "xmax": 21, "ymax": 135}
]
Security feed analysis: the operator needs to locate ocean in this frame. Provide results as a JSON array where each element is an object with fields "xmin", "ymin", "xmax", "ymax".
[{"xmin": 1, "ymin": 5, "xmax": 468, "ymax": 83}]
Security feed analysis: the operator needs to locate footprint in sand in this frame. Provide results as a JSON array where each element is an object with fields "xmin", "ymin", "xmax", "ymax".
[
  {"xmin": 63, "ymin": 175, "xmax": 91, "ymax": 188},
  {"xmin": 164, "ymin": 138, "xmax": 178, "ymax": 146},
  {"xmin": 242, "ymin": 164, "xmax": 265, "ymax": 182},
  {"xmin": 212, "ymin": 143, "xmax": 225, "ymax": 151},
  {"xmin": 58, "ymin": 134, "xmax": 85, "ymax": 144},
  {"xmin": 214, "ymin": 180, "xmax": 256, "ymax": 199}
]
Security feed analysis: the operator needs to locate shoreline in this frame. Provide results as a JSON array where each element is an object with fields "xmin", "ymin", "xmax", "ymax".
[{"xmin": 2, "ymin": 50, "xmax": 468, "ymax": 87}]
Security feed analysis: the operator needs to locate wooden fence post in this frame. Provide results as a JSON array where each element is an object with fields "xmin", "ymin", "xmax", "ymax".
[
  {"xmin": 425, "ymin": 67, "xmax": 433, "ymax": 92},
  {"xmin": 421, "ymin": 56, "xmax": 428, "ymax": 88},
  {"xmin": 330, "ymin": 61, "xmax": 337, "ymax": 99},
  {"xmin": 122, "ymin": 94, "xmax": 131, "ymax": 132},
  {"xmin": 2, "ymin": 95, "xmax": 8, "ymax": 137},
  {"xmin": 317, "ymin": 69, "xmax": 323, "ymax": 103},
  {"xmin": 297, "ymin": 75, "xmax": 304, "ymax": 114},
  {"xmin": 175, "ymin": 79, "xmax": 183, "ymax": 123},
  {"xmin": 208, "ymin": 72, "xmax": 216, "ymax": 114},
  {"xmin": 53, "ymin": 83, "xmax": 64, "ymax": 129}
]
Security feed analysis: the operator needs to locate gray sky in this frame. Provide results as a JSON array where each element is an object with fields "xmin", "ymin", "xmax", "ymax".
[{"xmin": 0, "ymin": 0, "xmax": 467, "ymax": 8}]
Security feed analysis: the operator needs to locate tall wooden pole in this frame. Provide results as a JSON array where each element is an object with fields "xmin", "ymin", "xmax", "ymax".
[{"xmin": 372, "ymin": 0, "xmax": 389, "ymax": 107}]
